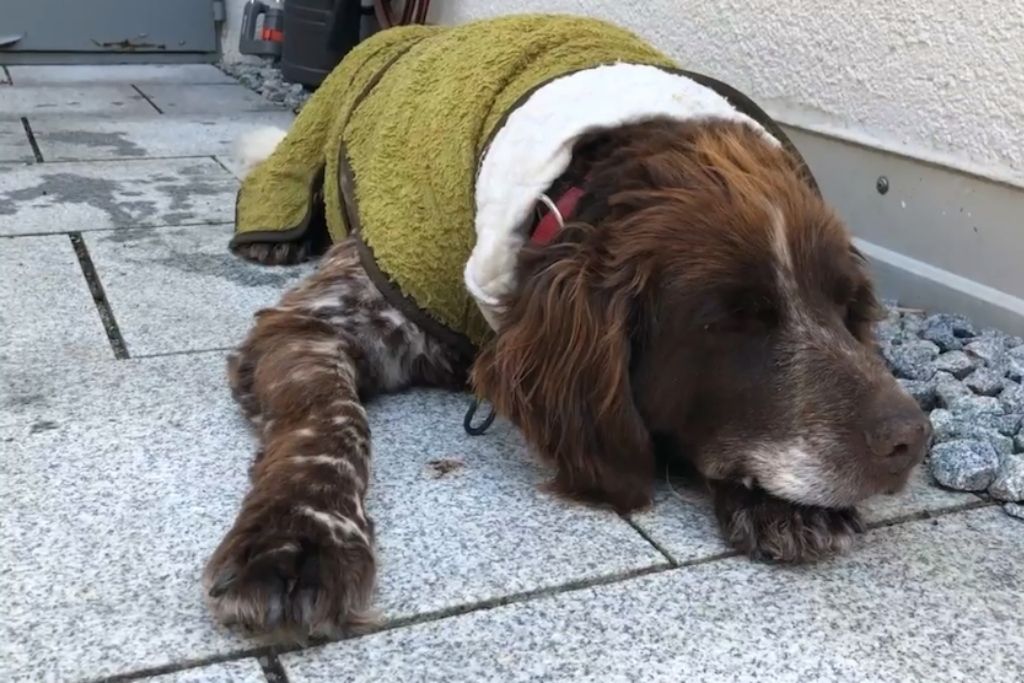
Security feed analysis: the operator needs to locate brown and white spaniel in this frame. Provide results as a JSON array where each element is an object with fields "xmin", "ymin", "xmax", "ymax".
[{"xmin": 204, "ymin": 110, "xmax": 930, "ymax": 639}]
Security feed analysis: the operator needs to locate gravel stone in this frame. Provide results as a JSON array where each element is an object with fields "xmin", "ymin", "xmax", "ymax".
[
  {"xmin": 1017, "ymin": 434, "xmax": 1024, "ymax": 454},
  {"xmin": 929, "ymin": 439, "xmax": 1000, "ymax": 491},
  {"xmin": 965, "ymin": 338, "xmax": 1006, "ymax": 368},
  {"xmin": 1005, "ymin": 502, "xmax": 1024, "ymax": 519},
  {"xmin": 1005, "ymin": 357, "xmax": 1024, "ymax": 383},
  {"xmin": 932, "ymin": 372, "xmax": 973, "ymax": 408},
  {"xmin": 921, "ymin": 317, "xmax": 962, "ymax": 351},
  {"xmin": 929, "ymin": 409, "xmax": 956, "ymax": 442},
  {"xmin": 964, "ymin": 367, "xmax": 1005, "ymax": 396},
  {"xmin": 939, "ymin": 419, "xmax": 1015, "ymax": 455},
  {"xmin": 886, "ymin": 340, "xmax": 940, "ymax": 380},
  {"xmin": 925, "ymin": 313, "xmax": 977, "ymax": 339},
  {"xmin": 989, "ymin": 455, "xmax": 1024, "ymax": 501},
  {"xmin": 900, "ymin": 312, "xmax": 926, "ymax": 338},
  {"xmin": 995, "ymin": 414, "xmax": 1023, "ymax": 437},
  {"xmin": 950, "ymin": 395, "xmax": 1004, "ymax": 419},
  {"xmin": 898, "ymin": 379, "xmax": 937, "ymax": 411},
  {"xmin": 999, "ymin": 384, "xmax": 1024, "ymax": 414},
  {"xmin": 219, "ymin": 60, "xmax": 312, "ymax": 111},
  {"xmin": 980, "ymin": 431, "xmax": 1016, "ymax": 456},
  {"xmin": 931, "ymin": 351, "xmax": 976, "ymax": 379}
]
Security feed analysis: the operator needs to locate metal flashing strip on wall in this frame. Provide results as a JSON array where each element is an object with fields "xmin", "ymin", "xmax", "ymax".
[{"xmin": 782, "ymin": 125, "xmax": 1024, "ymax": 336}]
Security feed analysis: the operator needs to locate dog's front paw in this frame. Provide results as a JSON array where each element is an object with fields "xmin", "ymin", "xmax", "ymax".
[
  {"xmin": 712, "ymin": 481, "xmax": 865, "ymax": 563},
  {"xmin": 232, "ymin": 241, "xmax": 316, "ymax": 266},
  {"xmin": 203, "ymin": 500, "xmax": 376, "ymax": 640}
]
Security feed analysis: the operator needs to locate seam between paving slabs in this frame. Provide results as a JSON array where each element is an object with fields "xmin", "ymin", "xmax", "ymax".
[
  {"xmin": 68, "ymin": 232, "xmax": 130, "ymax": 359},
  {"xmin": 866, "ymin": 496, "xmax": 995, "ymax": 528},
  {"xmin": 211, "ymin": 154, "xmax": 236, "ymax": 176},
  {"xmin": 81, "ymin": 499, "xmax": 1000, "ymax": 683},
  {"xmin": 5, "ymin": 153, "xmax": 237, "ymax": 166},
  {"xmin": 20, "ymin": 117, "xmax": 44, "ymax": 162},
  {"xmin": 622, "ymin": 514, "xmax": 680, "ymax": 564},
  {"xmin": 259, "ymin": 654, "xmax": 290, "ymax": 683},
  {"xmin": 131, "ymin": 84, "xmax": 164, "ymax": 114},
  {"xmin": 2, "ymin": 219, "xmax": 230, "ymax": 239}
]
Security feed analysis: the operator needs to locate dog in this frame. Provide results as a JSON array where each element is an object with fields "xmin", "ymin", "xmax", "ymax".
[{"xmin": 204, "ymin": 19, "xmax": 930, "ymax": 641}]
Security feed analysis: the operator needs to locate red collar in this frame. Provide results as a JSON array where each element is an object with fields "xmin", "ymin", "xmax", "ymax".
[{"xmin": 529, "ymin": 185, "xmax": 586, "ymax": 246}]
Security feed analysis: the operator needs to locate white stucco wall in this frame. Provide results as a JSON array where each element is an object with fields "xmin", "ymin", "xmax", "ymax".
[{"xmin": 430, "ymin": 0, "xmax": 1024, "ymax": 186}]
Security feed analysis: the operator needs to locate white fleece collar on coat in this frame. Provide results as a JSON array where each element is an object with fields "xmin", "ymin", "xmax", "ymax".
[{"xmin": 466, "ymin": 62, "xmax": 780, "ymax": 330}]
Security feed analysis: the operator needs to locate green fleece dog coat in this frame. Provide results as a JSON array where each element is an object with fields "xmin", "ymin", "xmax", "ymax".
[{"xmin": 232, "ymin": 13, "xmax": 813, "ymax": 353}]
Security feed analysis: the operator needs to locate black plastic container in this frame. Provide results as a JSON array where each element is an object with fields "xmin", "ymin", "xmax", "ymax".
[{"xmin": 281, "ymin": 0, "xmax": 374, "ymax": 88}]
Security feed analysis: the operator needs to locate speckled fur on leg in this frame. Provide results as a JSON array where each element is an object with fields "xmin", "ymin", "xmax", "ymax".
[{"xmin": 206, "ymin": 238, "xmax": 467, "ymax": 640}]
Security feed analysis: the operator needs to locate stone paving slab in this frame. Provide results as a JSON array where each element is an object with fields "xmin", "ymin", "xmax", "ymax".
[
  {"xmin": 0, "ymin": 354, "xmax": 665, "ymax": 681},
  {"xmin": 0, "ymin": 157, "xmax": 237, "ymax": 235},
  {"xmin": 630, "ymin": 466, "xmax": 977, "ymax": 563},
  {"xmin": 0, "ymin": 85, "xmax": 155, "ymax": 119},
  {"xmin": 282, "ymin": 507, "xmax": 1022, "ymax": 682},
  {"xmin": 0, "ymin": 235, "xmax": 112, "ymax": 367},
  {"xmin": 30, "ymin": 112, "xmax": 295, "ymax": 162},
  {"xmin": 0, "ymin": 354, "xmax": 254, "ymax": 682},
  {"xmin": 135, "ymin": 84, "xmax": 286, "ymax": 115},
  {"xmin": 0, "ymin": 120, "xmax": 33, "ymax": 163},
  {"xmin": 7, "ymin": 64, "xmax": 236, "ymax": 86},
  {"xmin": 364, "ymin": 390, "xmax": 667, "ymax": 620},
  {"xmin": 84, "ymin": 224, "xmax": 312, "ymax": 356},
  {"xmin": 628, "ymin": 479, "xmax": 726, "ymax": 564},
  {"xmin": 139, "ymin": 660, "xmax": 266, "ymax": 683}
]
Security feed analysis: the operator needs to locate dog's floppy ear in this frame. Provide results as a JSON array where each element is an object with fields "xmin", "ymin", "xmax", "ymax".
[{"xmin": 471, "ymin": 233, "xmax": 654, "ymax": 512}]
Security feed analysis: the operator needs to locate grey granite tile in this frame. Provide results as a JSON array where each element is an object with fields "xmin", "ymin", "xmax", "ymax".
[
  {"xmin": 136, "ymin": 84, "xmax": 285, "ymax": 115},
  {"xmin": 0, "ymin": 157, "xmax": 237, "ymax": 235},
  {"xmin": 0, "ymin": 354, "xmax": 255, "ymax": 682},
  {"xmin": 8, "ymin": 64, "xmax": 236, "ymax": 86},
  {"xmin": 631, "ymin": 464, "xmax": 979, "ymax": 561},
  {"xmin": 0, "ymin": 85, "xmax": 155, "ymax": 118},
  {"xmin": 282, "ymin": 508, "xmax": 1023, "ymax": 682},
  {"xmin": 628, "ymin": 476, "xmax": 727, "ymax": 563},
  {"xmin": 0, "ymin": 120, "xmax": 33, "ymax": 163},
  {"xmin": 138, "ymin": 659, "xmax": 266, "ymax": 683},
  {"xmin": 0, "ymin": 235, "xmax": 112, "ymax": 365},
  {"xmin": 30, "ymin": 112, "xmax": 295, "ymax": 162},
  {"xmin": 0, "ymin": 352, "xmax": 662, "ymax": 680},
  {"xmin": 365, "ymin": 390, "xmax": 667, "ymax": 620},
  {"xmin": 83, "ymin": 224, "xmax": 312, "ymax": 356}
]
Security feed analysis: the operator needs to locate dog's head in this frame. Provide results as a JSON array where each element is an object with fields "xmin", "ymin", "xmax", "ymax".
[{"xmin": 473, "ymin": 119, "xmax": 929, "ymax": 510}]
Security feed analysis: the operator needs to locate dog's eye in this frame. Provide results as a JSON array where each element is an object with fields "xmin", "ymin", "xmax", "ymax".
[
  {"xmin": 703, "ymin": 293, "xmax": 778, "ymax": 334},
  {"xmin": 841, "ymin": 284, "xmax": 884, "ymax": 339}
]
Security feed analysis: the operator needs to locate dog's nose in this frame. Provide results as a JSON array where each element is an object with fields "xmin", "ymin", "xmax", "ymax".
[{"xmin": 865, "ymin": 413, "xmax": 931, "ymax": 469}]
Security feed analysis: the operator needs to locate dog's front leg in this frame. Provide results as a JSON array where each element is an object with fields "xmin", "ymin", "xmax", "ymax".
[
  {"xmin": 203, "ymin": 312, "xmax": 377, "ymax": 639},
  {"xmin": 203, "ymin": 240, "xmax": 467, "ymax": 639}
]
